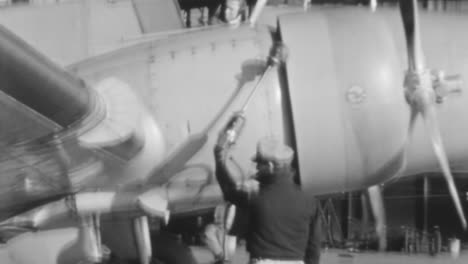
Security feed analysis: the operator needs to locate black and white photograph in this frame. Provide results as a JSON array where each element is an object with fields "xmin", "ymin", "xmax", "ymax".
[{"xmin": 1, "ymin": 0, "xmax": 468, "ymax": 263}]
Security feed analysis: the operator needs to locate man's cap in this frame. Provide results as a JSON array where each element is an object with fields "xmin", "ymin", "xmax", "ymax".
[{"xmin": 252, "ymin": 137, "xmax": 294, "ymax": 165}]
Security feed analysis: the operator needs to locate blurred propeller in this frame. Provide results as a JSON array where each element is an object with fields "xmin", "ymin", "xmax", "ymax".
[
  {"xmin": 399, "ymin": 0, "xmax": 425, "ymax": 72},
  {"xmin": 399, "ymin": 0, "xmax": 467, "ymax": 229},
  {"xmin": 368, "ymin": 185, "xmax": 387, "ymax": 251}
]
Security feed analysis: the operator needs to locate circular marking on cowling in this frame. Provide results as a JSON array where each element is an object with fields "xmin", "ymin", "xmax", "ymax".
[{"xmin": 346, "ymin": 85, "xmax": 367, "ymax": 105}]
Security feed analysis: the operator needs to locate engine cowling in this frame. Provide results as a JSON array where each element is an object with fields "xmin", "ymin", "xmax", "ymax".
[{"xmin": 279, "ymin": 10, "xmax": 408, "ymax": 194}]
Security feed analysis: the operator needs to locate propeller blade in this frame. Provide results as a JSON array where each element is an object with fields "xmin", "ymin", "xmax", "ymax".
[
  {"xmin": 400, "ymin": 0, "xmax": 466, "ymax": 231},
  {"xmin": 407, "ymin": 105, "xmax": 419, "ymax": 137},
  {"xmin": 399, "ymin": 0, "xmax": 425, "ymax": 72},
  {"xmin": 421, "ymin": 103, "xmax": 467, "ymax": 229},
  {"xmin": 133, "ymin": 216, "xmax": 152, "ymax": 264},
  {"xmin": 368, "ymin": 185, "xmax": 387, "ymax": 251},
  {"xmin": 77, "ymin": 215, "xmax": 103, "ymax": 263}
]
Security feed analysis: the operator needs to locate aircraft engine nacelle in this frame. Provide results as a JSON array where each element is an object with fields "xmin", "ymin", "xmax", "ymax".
[
  {"xmin": 0, "ymin": 24, "xmax": 168, "ymax": 207},
  {"xmin": 278, "ymin": 10, "xmax": 409, "ymax": 194}
]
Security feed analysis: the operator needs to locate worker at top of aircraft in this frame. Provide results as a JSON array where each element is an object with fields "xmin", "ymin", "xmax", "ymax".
[
  {"xmin": 214, "ymin": 113, "xmax": 321, "ymax": 264},
  {"xmin": 224, "ymin": 0, "xmax": 246, "ymax": 26}
]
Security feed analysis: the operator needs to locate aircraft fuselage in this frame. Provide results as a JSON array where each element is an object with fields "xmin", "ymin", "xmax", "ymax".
[{"xmin": 69, "ymin": 8, "xmax": 468, "ymax": 198}]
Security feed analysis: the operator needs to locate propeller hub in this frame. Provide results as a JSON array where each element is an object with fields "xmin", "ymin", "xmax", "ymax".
[
  {"xmin": 404, "ymin": 70, "xmax": 436, "ymax": 111},
  {"xmin": 404, "ymin": 69, "xmax": 463, "ymax": 108},
  {"xmin": 399, "ymin": 0, "xmax": 467, "ymax": 230}
]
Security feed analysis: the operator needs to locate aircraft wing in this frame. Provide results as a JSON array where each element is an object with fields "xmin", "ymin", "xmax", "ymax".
[{"xmin": 0, "ymin": 0, "xmax": 184, "ymax": 66}]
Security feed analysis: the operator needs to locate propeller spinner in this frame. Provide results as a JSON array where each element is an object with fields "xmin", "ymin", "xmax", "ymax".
[{"xmin": 399, "ymin": 0, "xmax": 467, "ymax": 229}]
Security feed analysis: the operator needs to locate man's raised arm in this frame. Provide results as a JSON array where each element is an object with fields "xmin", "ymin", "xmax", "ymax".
[{"xmin": 214, "ymin": 113, "xmax": 257, "ymax": 206}]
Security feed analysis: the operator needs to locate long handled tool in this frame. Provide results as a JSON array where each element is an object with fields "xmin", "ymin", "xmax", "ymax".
[
  {"xmin": 218, "ymin": 42, "xmax": 288, "ymax": 146},
  {"xmin": 240, "ymin": 42, "xmax": 288, "ymax": 112}
]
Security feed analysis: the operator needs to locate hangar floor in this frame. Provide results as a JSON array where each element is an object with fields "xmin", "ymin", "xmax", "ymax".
[{"xmin": 191, "ymin": 246, "xmax": 468, "ymax": 264}]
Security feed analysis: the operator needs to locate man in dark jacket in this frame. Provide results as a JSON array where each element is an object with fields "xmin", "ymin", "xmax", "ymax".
[{"xmin": 214, "ymin": 124, "xmax": 321, "ymax": 264}]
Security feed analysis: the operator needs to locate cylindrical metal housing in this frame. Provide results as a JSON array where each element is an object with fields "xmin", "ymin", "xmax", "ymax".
[
  {"xmin": 0, "ymin": 26, "xmax": 90, "ymax": 128},
  {"xmin": 279, "ymin": 10, "xmax": 408, "ymax": 194}
]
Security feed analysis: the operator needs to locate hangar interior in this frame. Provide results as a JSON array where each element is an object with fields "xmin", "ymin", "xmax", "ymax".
[{"xmin": 167, "ymin": 172, "xmax": 468, "ymax": 253}]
